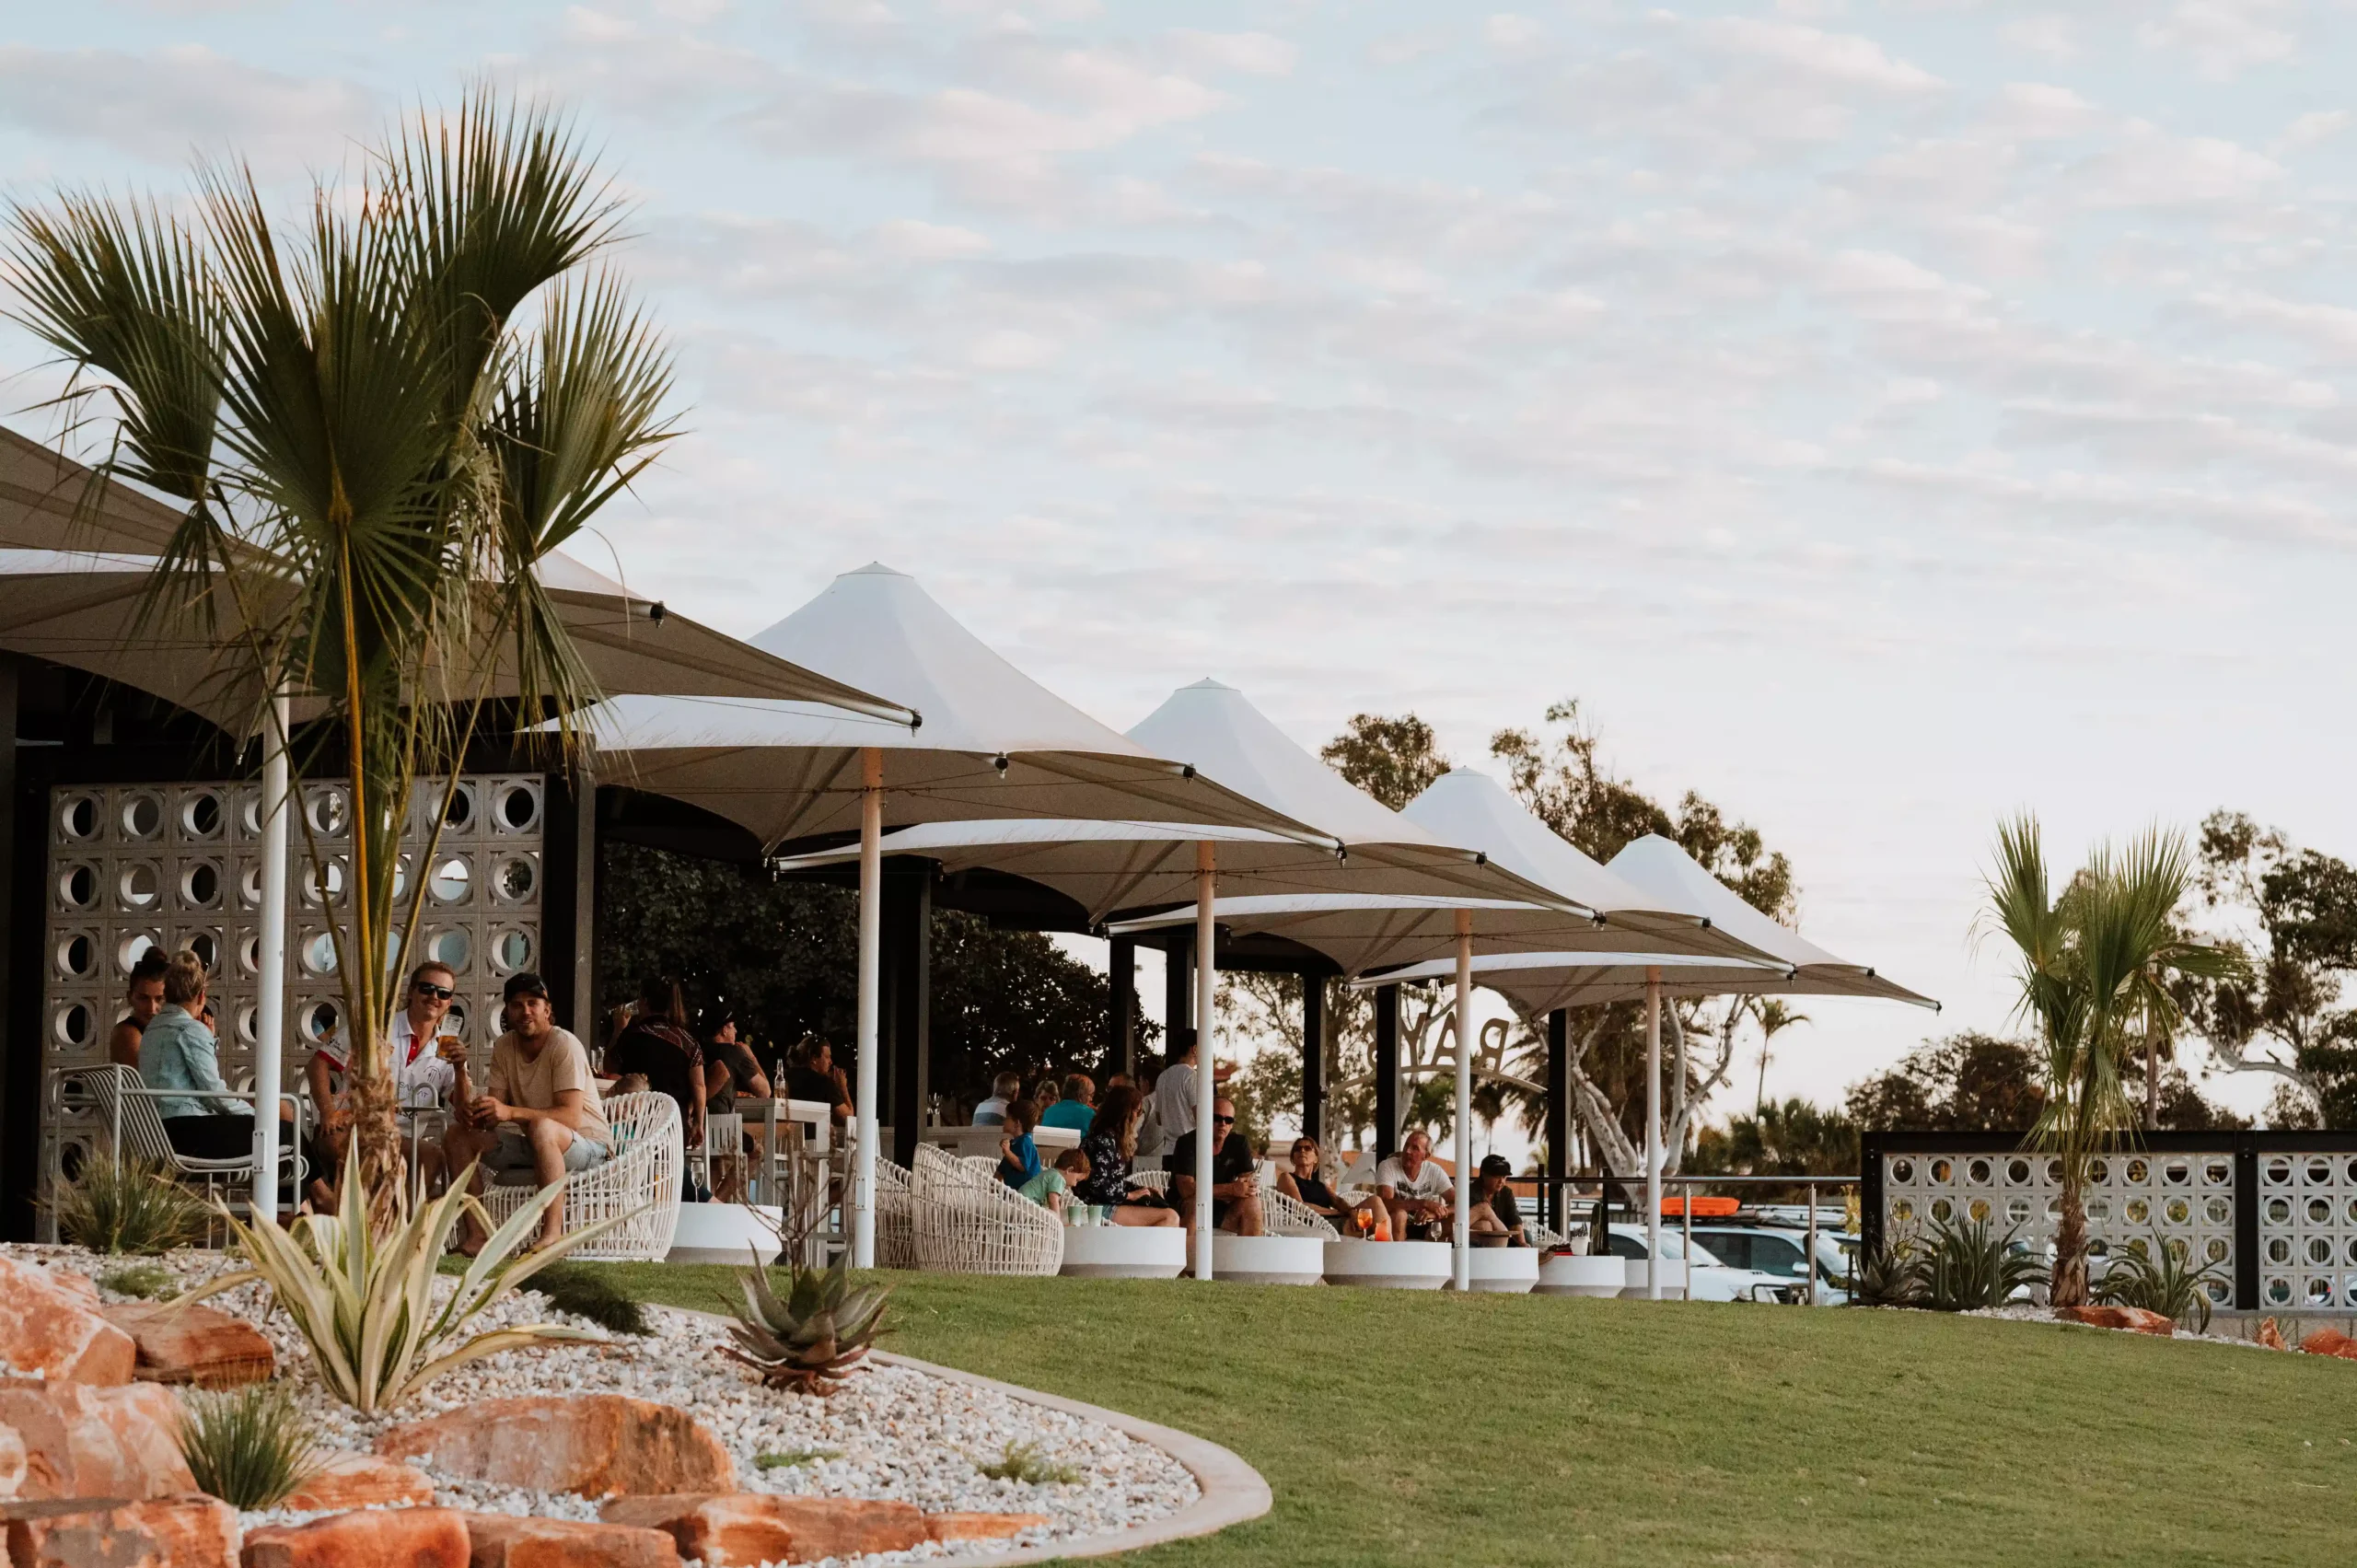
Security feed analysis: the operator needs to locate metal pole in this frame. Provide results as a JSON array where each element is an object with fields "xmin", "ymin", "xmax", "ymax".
[
  {"xmin": 1645, "ymin": 966, "xmax": 1662, "ymax": 1301},
  {"xmin": 1806, "ymin": 1181, "xmax": 1819, "ymax": 1307},
  {"xmin": 1680, "ymin": 1183, "xmax": 1691, "ymax": 1295},
  {"xmin": 1452, "ymin": 911, "xmax": 1473, "ymax": 1293},
  {"xmin": 253, "ymin": 691, "xmax": 291, "ymax": 1218},
  {"xmin": 852, "ymin": 748, "xmax": 882, "ymax": 1269},
  {"xmin": 1193, "ymin": 842, "xmax": 1217, "ymax": 1281}
]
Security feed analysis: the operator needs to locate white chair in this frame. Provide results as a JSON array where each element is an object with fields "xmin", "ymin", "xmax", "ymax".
[
  {"xmin": 75, "ymin": 1063, "xmax": 303, "ymax": 1221},
  {"xmin": 1262, "ymin": 1179, "xmax": 1341, "ymax": 1239},
  {"xmin": 910, "ymin": 1144, "xmax": 1062, "ymax": 1275},
  {"xmin": 875, "ymin": 1156, "xmax": 916, "ymax": 1270},
  {"xmin": 692, "ymin": 1110, "xmax": 744, "ymax": 1200},
  {"xmin": 481, "ymin": 1091, "xmax": 681, "ymax": 1261}
]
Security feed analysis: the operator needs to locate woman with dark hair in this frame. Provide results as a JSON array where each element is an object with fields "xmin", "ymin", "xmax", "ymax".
[
  {"xmin": 1071, "ymin": 1083, "xmax": 1178, "ymax": 1228},
  {"xmin": 604, "ymin": 977, "xmax": 705, "ymax": 1159}
]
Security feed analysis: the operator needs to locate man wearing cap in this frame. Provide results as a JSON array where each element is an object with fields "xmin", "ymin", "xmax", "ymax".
[
  {"xmin": 440, "ymin": 972, "xmax": 610, "ymax": 1253},
  {"xmin": 1469, "ymin": 1153, "xmax": 1528, "ymax": 1248}
]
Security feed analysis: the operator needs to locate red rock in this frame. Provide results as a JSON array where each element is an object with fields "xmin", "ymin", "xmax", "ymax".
[
  {"xmin": 0, "ymin": 1423, "xmax": 24, "ymax": 1501},
  {"xmin": 599, "ymin": 1494, "xmax": 930, "ymax": 1567},
  {"xmin": 377, "ymin": 1397, "xmax": 733, "ymax": 1500},
  {"xmin": 242, "ymin": 1507, "xmax": 469, "ymax": 1568},
  {"xmin": 102, "ymin": 1303, "xmax": 274, "ymax": 1388},
  {"xmin": 923, "ymin": 1511, "xmax": 1050, "ymax": 1542},
  {"xmin": 281, "ymin": 1454, "xmax": 435, "ymax": 1512},
  {"xmin": 2301, "ymin": 1328, "xmax": 2357, "ymax": 1360},
  {"xmin": 2258, "ymin": 1318, "xmax": 2288, "ymax": 1351},
  {"xmin": 2056, "ymin": 1305, "xmax": 2176, "ymax": 1336},
  {"xmin": 0, "ymin": 1260, "xmax": 135, "ymax": 1387},
  {"xmin": 2, "ymin": 1493, "xmax": 238, "ymax": 1568},
  {"xmin": 461, "ymin": 1513, "xmax": 681, "ymax": 1568},
  {"xmin": 0, "ymin": 1381, "xmax": 193, "ymax": 1501}
]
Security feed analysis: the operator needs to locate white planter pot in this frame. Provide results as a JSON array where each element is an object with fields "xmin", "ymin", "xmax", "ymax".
[
  {"xmin": 1322, "ymin": 1237, "xmax": 1451, "ymax": 1289},
  {"xmin": 1452, "ymin": 1246, "xmax": 1539, "ymax": 1294},
  {"xmin": 1059, "ymin": 1224, "xmax": 1187, "ymax": 1280},
  {"xmin": 1190, "ymin": 1233, "xmax": 1327, "ymax": 1286},
  {"xmin": 665, "ymin": 1202, "xmax": 783, "ymax": 1266},
  {"xmin": 1536, "ymin": 1253, "xmax": 1626, "ymax": 1297},
  {"xmin": 1620, "ymin": 1258, "xmax": 1689, "ymax": 1300}
]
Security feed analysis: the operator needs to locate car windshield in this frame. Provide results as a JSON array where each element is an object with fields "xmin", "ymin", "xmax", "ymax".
[{"xmin": 1608, "ymin": 1231, "xmax": 1724, "ymax": 1266}]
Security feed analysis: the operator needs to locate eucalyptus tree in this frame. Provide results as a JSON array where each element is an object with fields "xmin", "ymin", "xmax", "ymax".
[
  {"xmin": 1981, "ymin": 817, "xmax": 2235, "ymax": 1306},
  {"xmin": 6, "ymin": 91, "xmax": 676, "ymax": 1210}
]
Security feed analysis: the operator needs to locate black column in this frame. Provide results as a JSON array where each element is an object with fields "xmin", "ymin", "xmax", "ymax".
[
  {"xmin": 0, "ymin": 656, "xmax": 26, "ymax": 1239},
  {"xmin": 539, "ymin": 767, "xmax": 597, "ymax": 1037},
  {"xmin": 1106, "ymin": 935, "xmax": 1136, "ymax": 1079},
  {"xmin": 1301, "ymin": 974, "xmax": 1325, "ymax": 1144},
  {"xmin": 884, "ymin": 859, "xmax": 932, "ymax": 1168},
  {"xmin": 1374, "ymin": 982, "xmax": 1399, "ymax": 1161},
  {"xmin": 2234, "ymin": 1133, "xmax": 2259, "ymax": 1311},
  {"xmin": 1545, "ymin": 1008, "xmax": 1570, "ymax": 1231},
  {"xmin": 1163, "ymin": 936, "xmax": 1193, "ymax": 1062}
]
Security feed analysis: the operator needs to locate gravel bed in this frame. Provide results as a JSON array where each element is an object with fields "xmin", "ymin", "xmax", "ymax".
[{"xmin": 7, "ymin": 1244, "xmax": 1198, "ymax": 1563}]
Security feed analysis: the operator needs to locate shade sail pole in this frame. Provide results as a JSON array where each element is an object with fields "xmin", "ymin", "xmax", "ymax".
[
  {"xmin": 1453, "ymin": 909, "xmax": 1473, "ymax": 1294},
  {"xmin": 252, "ymin": 691, "xmax": 290, "ymax": 1219},
  {"xmin": 1194, "ymin": 841, "xmax": 1217, "ymax": 1281},
  {"xmin": 853, "ymin": 747, "xmax": 883, "ymax": 1269},
  {"xmin": 1645, "ymin": 965, "xmax": 1662, "ymax": 1301}
]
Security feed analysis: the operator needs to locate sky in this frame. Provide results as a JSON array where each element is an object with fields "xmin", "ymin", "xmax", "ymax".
[{"xmin": 6, "ymin": 0, "xmax": 2355, "ymax": 1125}]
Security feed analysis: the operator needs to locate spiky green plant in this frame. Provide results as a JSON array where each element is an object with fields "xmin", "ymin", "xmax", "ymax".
[
  {"xmin": 721, "ymin": 1251, "xmax": 890, "ymax": 1396},
  {"xmin": 177, "ymin": 1382, "xmax": 323, "ymax": 1510},
  {"xmin": 2095, "ymin": 1231, "xmax": 2222, "ymax": 1333},
  {"xmin": 48, "ymin": 1157, "xmax": 210, "ymax": 1255},
  {"xmin": 98, "ymin": 1260, "xmax": 180, "ymax": 1301},
  {"xmin": 1851, "ymin": 1229, "xmax": 1923, "ymax": 1308},
  {"xmin": 978, "ymin": 1441, "xmax": 1081, "ymax": 1486},
  {"xmin": 755, "ymin": 1447, "xmax": 842, "ymax": 1470},
  {"xmin": 188, "ymin": 1143, "xmax": 631, "ymax": 1413},
  {"xmin": 1918, "ymin": 1215, "xmax": 2048, "ymax": 1312}
]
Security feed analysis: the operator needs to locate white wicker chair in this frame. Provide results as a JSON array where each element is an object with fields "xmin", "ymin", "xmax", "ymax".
[
  {"xmin": 911, "ymin": 1144, "xmax": 1062, "ymax": 1275},
  {"xmin": 75, "ymin": 1063, "xmax": 302, "ymax": 1221},
  {"xmin": 875, "ymin": 1156, "xmax": 916, "ymax": 1270},
  {"xmin": 481, "ymin": 1091, "xmax": 680, "ymax": 1261},
  {"xmin": 1263, "ymin": 1180, "xmax": 1341, "ymax": 1238}
]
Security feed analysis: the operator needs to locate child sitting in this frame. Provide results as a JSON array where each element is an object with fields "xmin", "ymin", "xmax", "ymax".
[
  {"xmin": 996, "ymin": 1099, "xmax": 1042, "ymax": 1189},
  {"xmin": 1019, "ymin": 1146, "xmax": 1092, "ymax": 1215}
]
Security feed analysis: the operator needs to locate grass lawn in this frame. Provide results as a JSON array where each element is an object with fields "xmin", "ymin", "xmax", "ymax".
[{"xmin": 584, "ymin": 1265, "xmax": 2357, "ymax": 1566}]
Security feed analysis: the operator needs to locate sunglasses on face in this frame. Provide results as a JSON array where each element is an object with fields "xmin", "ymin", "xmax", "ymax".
[
  {"xmin": 1212, "ymin": 1114, "xmax": 1236, "ymax": 1125},
  {"xmin": 414, "ymin": 982, "xmax": 455, "ymax": 1001}
]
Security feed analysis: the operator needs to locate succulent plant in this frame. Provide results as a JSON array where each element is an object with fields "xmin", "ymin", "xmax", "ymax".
[{"xmin": 721, "ymin": 1251, "xmax": 890, "ymax": 1396}]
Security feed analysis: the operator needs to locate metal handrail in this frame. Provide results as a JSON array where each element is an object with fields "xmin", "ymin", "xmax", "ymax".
[{"xmin": 1527, "ymin": 1170, "xmax": 1859, "ymax": 1305}]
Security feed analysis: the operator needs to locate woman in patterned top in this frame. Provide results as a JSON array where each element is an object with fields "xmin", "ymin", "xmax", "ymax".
[{"xmin": 1071, "ymin": 1083, "xmax": 1179, "ymax": 1228}]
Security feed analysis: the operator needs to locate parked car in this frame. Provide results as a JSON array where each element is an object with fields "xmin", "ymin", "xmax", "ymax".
[
  {"xmin": 1603, "ymin": 1225, "xmax": 1798, "ymax": 1303},
  {"xmin": 1689, "ymin": 1224, "xmax": 1853, "ymax": 1305}
]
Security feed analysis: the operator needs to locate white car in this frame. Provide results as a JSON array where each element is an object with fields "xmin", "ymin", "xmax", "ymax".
[
  {"xmin": 1605, "ymin": 1225, "xmax": 1799, "ymax": 1303},
  {"xmin": 1688, "ymin": 1224, "xmax": 1854, "ymax": 1306}
]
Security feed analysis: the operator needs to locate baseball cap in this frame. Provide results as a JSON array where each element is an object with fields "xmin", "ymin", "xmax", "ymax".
[
  {"xmin": 1479, "ymin": 1154, "xmax": 1514, "ymax": 1179},
  {"xmin": 503, "ymin": 971, "xmax": 550, "ymax": 1004}
]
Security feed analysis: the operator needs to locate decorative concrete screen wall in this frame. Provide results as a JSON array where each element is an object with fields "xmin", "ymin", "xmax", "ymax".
[
  {"xmin": 41, "ymin": 776, "xmax": 543, "ymax": 1195},
  {"xmin": 1864, "ymin": 1131, "xmax": 2357, "ymax": 1313}
]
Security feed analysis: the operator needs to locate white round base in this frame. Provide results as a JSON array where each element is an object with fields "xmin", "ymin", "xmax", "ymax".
[
  {"xmin": 1322, "ymin": 1237, "xmax": 1451, "ymax": 1289},
  {"xmin": 1536, "ymin": 1253, "xmax": 1626, "ymax": 1297},
  {"xmin": 1060, "ymin": 1224, "xmax": 1188, "ymax": 1279},
  {"xmin": 1620, "ymin": 1259, "xmax": 1689, "ymax": 1300},
  {"xmin": 1189, "ymin": 1233, "xmax": 1327, "ymax": 1285},
  {"xmin": 1450, "ymin": 1247, "xmax": 1539, "ymax": 1294},
  {"xmin": 665, "ymin": 1203, "xmax": 782, "ymax": 1266}
]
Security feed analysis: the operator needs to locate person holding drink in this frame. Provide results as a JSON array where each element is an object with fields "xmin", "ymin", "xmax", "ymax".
[
  {"xmin": 304, "ymin": 959, "xmax": 465, "ymax": 1209},
  {"xmin": 1277, "ymin": 1135, "xmax": 1390, "ymax": 1239}
]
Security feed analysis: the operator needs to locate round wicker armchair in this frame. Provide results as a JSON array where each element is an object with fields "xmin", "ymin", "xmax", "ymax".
[
  {"xmin": 910, "ymin": 1144, "xmax": 1062, "ymax": 1275},
  {"xmin": 481, "ymin": 1091, "xmax": 681, "ymax": 1262}
]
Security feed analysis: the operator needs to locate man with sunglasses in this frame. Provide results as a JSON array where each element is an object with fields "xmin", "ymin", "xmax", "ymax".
[
  {"xmin": 1167, "ymin": 1098, "xmax": 1265, "ymax": 1237},
  {"xmin": 304, "ymin": 961, "xmax": 463, "ymax": 1192}
]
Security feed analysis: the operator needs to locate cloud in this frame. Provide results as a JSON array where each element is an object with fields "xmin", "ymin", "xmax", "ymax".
[
  {"xmin": 2139, "ymin": 0, "xmax": 2297, "ymax": 79},
  {"xmin": 1166, "ymin": 29, "xmax": 1296, "ymax": 77},
  {"xmin": 0, "ymin": 44, "xmax": 376, "ymax": 170}
]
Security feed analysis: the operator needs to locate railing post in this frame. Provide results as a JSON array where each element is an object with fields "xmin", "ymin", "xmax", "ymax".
[
  {"xmin": 1860, "ymin": 1132, "xmax": 1885, "ymax": 1263},
  {"xmin": 1806, "ymin": 1181, "xmax": 1819, "ymax": 1307}
]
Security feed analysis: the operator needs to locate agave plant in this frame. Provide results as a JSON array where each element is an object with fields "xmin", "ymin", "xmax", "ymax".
[
  {"xmin": 2094, "ymin": 1231, "xmax": 2223, "ymax": 1333},
  {"xmin": 1851, "ymin": 1228, "xmax": 1924, "ymax": 1308},
  {"xmin": 1920, "ymin": 1214, "xmax": 2049, "ymax": 1312},
  {"xmin": 722, "ymin": 1251, "xmax": 890, "ymax": 1396},
  {"xmin": 191, "ymin": 1144, "xmax": 631, "ymax": 1413}
]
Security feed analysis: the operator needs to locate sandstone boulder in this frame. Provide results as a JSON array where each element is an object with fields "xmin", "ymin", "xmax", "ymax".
[
  {"xmin": 2301, "ymin": 1328, "xmax": 2357, "ymax": 1360},
  {"xmin": 2257, "ymin": 1317, "xmax": 2288, "ymax": 1351},
  {"xmin": 281, "ymin": 1454, "xmax": 435, "ymax": 1513},
  {"xmin": 2055, "ymin": 1305, "xmax": 2176, "ymax": 1336},
  {"xmin": 0, "ymin": 1423, "xmax": 25, "ymax": 1501},
  {"xmin": 461, "ymin": 1512, "xmax": 682, "ymax": 1568},
  {"xmin": 2, "ymin": 1493, "xmax": 238, "ymax": 1568},
  {"xmin": 599, "ymin": 1494, "xmax": 932, "ymax": 1567},
  {"xmin": 924, "ymin": 1510, "xmax": 1051, "ymax": 1542},
  {"xmin": 377, "ymin": 1397, "xmax": 733, "ymax": 1499},
  {"xmin": 0, "ymin": 1260, "xmax": 135, "ymax": 1386},
  {"xmin": 242, "ymin": 1507, "xmax": 469, "ymax": 1568},
  {"xmin": 0, "ymin": 1381, "xmax": 193, "ymax": 1501},
  {"xmin": 102, "ymin": 1302, "xmax": 274, "ymax": 1388}
]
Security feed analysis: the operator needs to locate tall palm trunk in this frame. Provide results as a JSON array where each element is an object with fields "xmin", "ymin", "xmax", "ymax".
[
  {"xmin": 2051, "ymin": 1177, "xmax": 2090, "ymax": 1307},
  {"xmin": 2145, "ymin": 1030, "xmax": 2162, "ymax": 1131}
]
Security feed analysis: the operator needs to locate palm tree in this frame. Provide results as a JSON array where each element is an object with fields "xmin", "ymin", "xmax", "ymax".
[
  {"xmin": 1746, "ymin": 998, "xmax": 1810, "ymax": 1117},
  {"xmin": 1980, "ymin": 815, "xmax": 2235, "ymax": 1306},
  {"xmin": 6, "ymin": 91, "xmax": 674, "ymax": 1213}
]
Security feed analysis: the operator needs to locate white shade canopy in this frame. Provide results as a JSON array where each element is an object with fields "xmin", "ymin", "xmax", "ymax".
[
  {"xmin": 767, "ymin": 685, "xmax": 1572, "ymax": 917},
  {"xmin": 1354, "ymin": 945, "xmax": 1935, "ymax": 1013},
  {"xmin": 576, "ymin": 568, "xmax": 1329, "ymax": 850},
  {"xmin": 0, "ymin": 548, "xmax": 912, "ymax": 732},
  {"xmin": 0, "ymin": 426, "xmax": 183, "ymax": 554}
]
